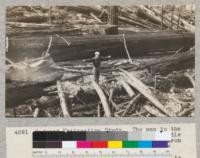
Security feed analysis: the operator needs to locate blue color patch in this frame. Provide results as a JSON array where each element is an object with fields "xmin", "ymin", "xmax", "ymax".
[{"xmin": 138, "ymin": 141, "xmax": 152, "ymax": 148}]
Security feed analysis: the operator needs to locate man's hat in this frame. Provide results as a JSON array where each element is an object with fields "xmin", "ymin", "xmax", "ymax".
[{"xmin": 94, "ymin": 51, "xmax": 100, "ymax": 55}]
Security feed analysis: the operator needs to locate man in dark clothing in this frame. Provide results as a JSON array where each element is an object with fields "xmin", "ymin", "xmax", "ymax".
[{"xmin": 83, "ymin": 51, "xmax": 111, "ymax": 83}]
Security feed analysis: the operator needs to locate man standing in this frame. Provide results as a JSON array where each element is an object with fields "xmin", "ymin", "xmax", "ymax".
[{"xmin": 83, "ymin": 51, "xmax": 111, "ymax": 83}]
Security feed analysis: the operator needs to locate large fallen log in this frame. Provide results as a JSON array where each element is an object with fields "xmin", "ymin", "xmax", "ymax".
[
  {"xmin": 7, "ymin": 32, "xmax": 194, "ymax": 62},
  {"xmin": 139, "ymin": 48, "xmax": 195, "ymax": 75}
]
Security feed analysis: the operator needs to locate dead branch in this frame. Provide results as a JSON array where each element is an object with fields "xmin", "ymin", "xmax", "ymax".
[
  {"xmin": 43, "ymin": 36, "xmax": 53, "ymax": 56},
  {"xmin": 55, "ymin": 34, "xmax": 71, "ymax": 47},
  {"xmin": 123, "ymin": 34, "xmax": 133, "ymax": 63}
]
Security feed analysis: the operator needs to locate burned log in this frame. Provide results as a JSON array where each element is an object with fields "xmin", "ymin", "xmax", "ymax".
[{"xmin": 7, "ymin": 32, "xmax": 194, "ymax": 62}]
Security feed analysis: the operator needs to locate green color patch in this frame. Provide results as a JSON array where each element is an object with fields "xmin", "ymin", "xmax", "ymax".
[{"xmin": 123, "ymin": 141, "xmax": 139, "ymax": 148}]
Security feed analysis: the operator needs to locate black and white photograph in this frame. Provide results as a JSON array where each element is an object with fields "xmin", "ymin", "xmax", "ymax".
[{"xmin": 5, "ymin": 5, "xmax": 195, "ymax": 118}]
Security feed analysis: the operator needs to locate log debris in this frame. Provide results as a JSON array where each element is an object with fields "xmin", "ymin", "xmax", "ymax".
[{"xmin": 120, "ymin": 69, "xmax": 174, "ymax": 116}]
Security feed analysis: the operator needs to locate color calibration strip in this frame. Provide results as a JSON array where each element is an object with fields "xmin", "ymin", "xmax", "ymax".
[
  {"xmin": 33, "ymin": 140, "xmax": 169, "ymax": 148},
  {"xmin": 33, "ymin": 131, "xmax": 170, "ymax": 141},
  {"xmin": 33, "ymin": 131, "xmax": 170, "ymax": 149}
]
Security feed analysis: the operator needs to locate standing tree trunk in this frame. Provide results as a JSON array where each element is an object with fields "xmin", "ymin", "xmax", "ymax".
[{"xmin": 108, "ymin": 6, "xmax": 119, "ymax": 34}]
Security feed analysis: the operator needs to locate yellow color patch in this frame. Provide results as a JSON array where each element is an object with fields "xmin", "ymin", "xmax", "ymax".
[{"xmin": 108, "ymin": 141, "xmax": 122, "ymax": 148}]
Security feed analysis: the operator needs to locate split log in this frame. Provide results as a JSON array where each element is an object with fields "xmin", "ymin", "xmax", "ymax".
[
  {"xmin": 57, "ymin": 81, "xmax": 71, "ymax": 117},
  {"xmin": 7, "ymin": 32, "xmax": 194, "ymax": 62},
  {"xmin": 92, "ymin": 80, "xmax": 112, "ymax": 117},
  {"xmin": 120, "ymin": 69, "xmax": 174, "ymax": 116}
]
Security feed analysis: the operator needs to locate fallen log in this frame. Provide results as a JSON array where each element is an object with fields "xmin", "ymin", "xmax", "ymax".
[
  {"xmin": 142, "ymin": 48, "xmax": 195, "ymax": 75},
  {"xmin": 57, "ymin": 81, "xmax": 71, "ymax": 117},
  {"xmin": 92, "ymin": 80, "xmax": 112, "ymax": 117},
  {"xmin": 7, "ymin": 15, "xmax": 54, "ymax": 23},
  {"xmin": 120, "ymin": 7, "xmax": 160, "ymax": 29},
  {"xmin": 120, "ymin": 69, "xmax": 174, "ymax": 116},
  {"xmin": 119, "ymin": 79, "xmax": 135, "ymax": 97},
  {"xmin": 137, "ymin": 6, "xmax": 169, "ymax": 27},
  {"xmin": 7, "ymin": 32, "xmax": 194, "ymax": 62},
  {"xmin": 7, "ymin": 27, "xmax": 82, "ymax": 37},
  {"xmin": 119, "ymin": 16, "xmax": 152, "ymax": 29}
]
